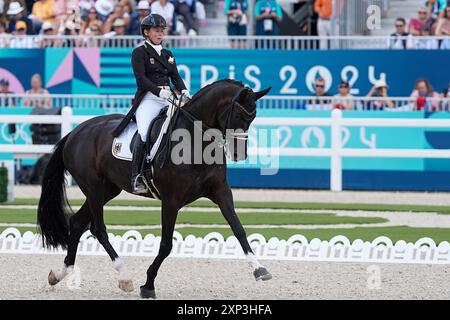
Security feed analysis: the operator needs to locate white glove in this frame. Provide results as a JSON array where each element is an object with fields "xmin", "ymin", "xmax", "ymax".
[
  {"xmin": 159, "ymin": 89, "xmax": 173, "ymax": 101},
  {"xmin": 181, "ymin": 89, "xmax": 192, "ymax": 99}
]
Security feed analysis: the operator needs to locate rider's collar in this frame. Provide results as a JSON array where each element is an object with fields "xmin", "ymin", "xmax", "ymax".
[{"xmin": 145, "ymin": 40, "xmax": 162, "ymax": 55}]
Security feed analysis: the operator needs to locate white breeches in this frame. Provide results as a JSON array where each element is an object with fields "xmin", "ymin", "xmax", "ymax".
[{"xmin": 135, "ymin": 92, "xmax": 168, "ymax": 142}]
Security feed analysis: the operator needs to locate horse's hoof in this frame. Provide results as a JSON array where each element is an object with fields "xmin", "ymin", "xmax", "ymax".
[
  {"xmin": 140, "ymin": 286, "xmax": 156, "ymax": 299},
  {"xmin": 253, "ymin": 267, "xmax": 272, "ymax": 281},
  {"xmin": 48, "ymin": 270, "xmax": 59, "ymax": 286},
  {"xmin": 118, "ymin": 279, "xmax": 134, "ymax": 292}
]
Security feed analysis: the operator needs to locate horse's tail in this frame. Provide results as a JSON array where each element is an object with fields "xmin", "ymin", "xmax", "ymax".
[{"xmin": 37, "ymin": 134, "xmax": 72, "ymax": 249}]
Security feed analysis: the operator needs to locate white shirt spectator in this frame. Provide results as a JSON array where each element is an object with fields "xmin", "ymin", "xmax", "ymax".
[
  {"xmin": 387, "ymin": 33, "xmax": 413, "ymax": 49},
  {"xmin": 151, "ymin": 0, "xmax": 175, "ymax": 24}
]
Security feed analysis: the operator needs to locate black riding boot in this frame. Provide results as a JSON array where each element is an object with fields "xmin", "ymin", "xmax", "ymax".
[{"xmin": 131, "ymin": 139, "xmax": 147, "ymax": 194}]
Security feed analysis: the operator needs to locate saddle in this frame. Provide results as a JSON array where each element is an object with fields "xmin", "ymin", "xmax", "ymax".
[
  {"xmin": 112, "ymin": 105, "xmax": 177, "ymax": 199},
  {"xmin": 129, "ymin": 106, "xmax": 169, "ymax": 155},
  {"xmin": 112, "ymin": 106, "xmax": 169, "ymax": 163}
]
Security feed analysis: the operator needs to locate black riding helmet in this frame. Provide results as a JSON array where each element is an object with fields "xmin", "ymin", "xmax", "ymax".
[{"xmin": 141, "ymin": 13, "xmax": 167, "ymax": 37}]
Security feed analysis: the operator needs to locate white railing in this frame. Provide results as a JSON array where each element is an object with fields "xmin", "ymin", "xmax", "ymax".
[
  {"xmin": 251, "ymin": 109, "xmax": 450, "ymax": 191},
  {"xmin": 2, "ymin": 94, "xmax": 450, "ymax": 111},
  {"xmin": 1, "ymin": 35, "xmax": 449, "ymax": 49},
  {"xmin": 2, "ymin": 107, "xmax": 450, "ymax": 197},
  {"xmin": 0, "ymin": 107, "xmax": 94, "ymax": 201},
  {"xmin": 0, "ymin": 93, "xmax": 132, "ymax": 111}
]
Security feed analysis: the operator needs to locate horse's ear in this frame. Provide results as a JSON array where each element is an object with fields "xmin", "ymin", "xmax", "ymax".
[
  {"xmin": 253, "ymin": 87, "xmax": 272, "ymax": 100},
  {"xmin": 237, "ymin": 87, "xmax": 252, "ymax": 102}
]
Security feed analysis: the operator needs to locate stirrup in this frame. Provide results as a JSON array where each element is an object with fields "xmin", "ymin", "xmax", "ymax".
[{"xmin": 132, "ymin": 175, "xmax": 148, "ymax": 194}]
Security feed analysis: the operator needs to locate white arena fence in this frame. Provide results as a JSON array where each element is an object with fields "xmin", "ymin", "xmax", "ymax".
[
  {"xmin": 1, "ymin": 35, "xmax": 449, "ymax": 50},
  {"xmin": 2, "ymin": 107, "xmax": 450, "ymax": 200},
  {"xmin": 1, "ymin": 228, "xmax": 449, "ymax": 264},
  {"xmin": 1, "ymin": 94, "xmax": 449, "ymax": 111}
]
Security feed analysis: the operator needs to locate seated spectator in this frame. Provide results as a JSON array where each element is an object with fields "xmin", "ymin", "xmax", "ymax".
[
  {"xmin": 94, "ymin": 0, "xmax": 114, "ymax": 22},
  {"xmin": 366, "ymin": 80, "xmax": 394, "ymax": 110},
  {"xmin": 39, "ymin": 22, "xmax": 64, "ymax": 47},
  {"xmin": 7, "ymin": 1, "xmax": 35, "ymax": 34},
  {"xmin": 102, "ymin": 2, "xmax": 129, "ymax": 34},
  {"xmin": 440, "ymin": 82, "xmax": 450, "ymax": 110},
  {"xmin": 254, "ymin": 0, "xmax": 283, "ymax": 36},
  {"xmin": 23, "ymin": 73, "xmax": 52, "ymax": 109},
  {"xmin": 128, "ymin": 0, "xmax": 150, "ymax": 35},
  {"xmin": 409, "ymin": 7, "xmax": 432, "ymax": 35},
  {"xmin": 388, "ymin": 18, "xmax": 413, "ymax": 49},
  {"xmin": 174, "ymin": 0, "xmax": 197, "ymax": 36},
  {"xmin": 224, "ymin": 0, "xmax": 248, "ymax": 48},
  {"xmin": 54, "ymin": 0, "xmax": 85, "ymax": 23},
  {"xmin": 104, "ymin": 17, "xmax": 126, "ymax": 37},
  {"xmin": 122, "ymin": 0, "xmax": 134, "ymax": 20},
  {"xmin": 306, "ymin": 77, "xmax": 331, "ymax": 110},
  {"xmin": 0, "ymin": 21, "xmax": 12, "ymax": 48},
  {"xmin": 9, "ymin": 20, "xmax": 36, "ymax": 47},
  {"xmin": 0, "ymin": 78, "xmax": 16, "ymax": 107},
  {"xmin": 424, "ymin": 0, "xmax": 447, "ymax": 19},
  {"xmin": 151, "ymin": 0, "xmax": 174, "ymax": 35},
  {"xmin": 83, "ymin": 21, "xmax": 104, "ymax": 47},
  {"xmin": 2, "ymin": 0, "xmax": 28, "ymax": 21},
  {"xmin": 410, "ymin": 78, "xmax": 442, "ymax": 110},
  {"xmin": 57, "ymin": 5, "xmax": 82, "ymax": 35},
  {"xmin": 413, "ymin": 24, "xmax": 439, "ymax": 49},
  {"xmin": 31, "ymin": 0, "xmax": 56, "ymax": 33},
  {"xmin": 333, "ymin": 81, "xmax": 354, "ymax": 110},
  {"xmin": 436, "ymin": 5, "xmax": 450, "ymax": 33},
  {"xmin": 80, "ymin": 6, "xmax": 102, "ymax": 35}
]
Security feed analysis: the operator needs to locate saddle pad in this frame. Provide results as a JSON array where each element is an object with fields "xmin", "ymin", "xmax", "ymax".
[{"xmin": 112, "ymin": 122, "xmax": 136, "ymax": 161}]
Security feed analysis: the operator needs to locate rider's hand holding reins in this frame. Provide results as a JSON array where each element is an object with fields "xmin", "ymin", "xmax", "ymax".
[
  {"xmin": 181, "ymin": 89, "xmax": 191, "ymax": 105},
  {"xmin": 159, "ymin": 88, "xmax": 174, "ymax": 101}
]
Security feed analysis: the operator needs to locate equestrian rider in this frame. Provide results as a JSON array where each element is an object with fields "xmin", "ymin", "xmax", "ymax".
[{"xmin": 112, "ymin": 13, "xmax": 191, "ymax": 194}]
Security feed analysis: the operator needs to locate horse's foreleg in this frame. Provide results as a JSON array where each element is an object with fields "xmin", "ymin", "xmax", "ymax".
[
  {"xmin": 86, "ymin": 182, "xmax": 134, "ymax": 292},
  {"xmin": 211, "ymin": 187, "xmax": 272, "ymax": 281},
  {"xmin": 140, "ymin": 201, "xmax": 178, "ymax": 299}
]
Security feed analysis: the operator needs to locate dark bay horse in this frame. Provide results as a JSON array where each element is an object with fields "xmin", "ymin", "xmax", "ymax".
[{"xmin": 37, "ymin": 79, "xmax": 272, "ymax": 298}]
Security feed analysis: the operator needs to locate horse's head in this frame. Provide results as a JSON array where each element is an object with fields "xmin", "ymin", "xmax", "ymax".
[{"xmin": 217, "ymin": 86, "xmax": 271, "ymax": 161}]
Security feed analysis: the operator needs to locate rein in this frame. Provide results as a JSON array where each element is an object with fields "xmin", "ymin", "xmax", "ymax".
[{"xmin": 155, "ymin": 87, "xmax": 254, "ymax": 168}]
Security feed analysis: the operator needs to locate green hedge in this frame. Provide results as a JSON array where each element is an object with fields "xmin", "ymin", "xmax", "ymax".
[{"xmin": 0, "ymin": 167, "xmax": 7, "ymax": 202}]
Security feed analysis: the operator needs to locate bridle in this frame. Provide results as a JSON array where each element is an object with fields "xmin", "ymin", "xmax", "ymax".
[{"xmin": 167, "ymin": 87, "xmax": 256, "ymax": 156}]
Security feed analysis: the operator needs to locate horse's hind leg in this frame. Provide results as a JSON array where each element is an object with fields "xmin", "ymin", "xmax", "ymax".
[
  {"xmin": 48, "ymin": 203, "xmax": 91, "ymax": 286},
  {"xmin": 85, "ymin": 180, "xmax": 134, "ymax": 292},
  {"xmin": 210, "ymin": 185, "xmax": 272, "ymax": 281}
]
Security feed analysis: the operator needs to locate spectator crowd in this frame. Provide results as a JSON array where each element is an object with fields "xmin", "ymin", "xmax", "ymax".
[
  {"xmin": 386, "ymin": 0, "xmax": 450, "ymax": 50},
  {"xmin": 303, "ymin": 76, "xmax": 450, "ymax": 111},
  {"xmin": 0, "ymin": 0, "xmax": 209, "ymax": 48}
]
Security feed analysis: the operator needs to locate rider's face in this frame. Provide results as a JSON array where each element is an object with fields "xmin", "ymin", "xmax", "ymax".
[{"xmin": 147, "ymin": 27, "xmax": 165, "ymax": 44}]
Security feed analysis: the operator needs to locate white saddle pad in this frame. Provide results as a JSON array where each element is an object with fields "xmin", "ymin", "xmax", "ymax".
[
  {"xmin": 112, "ymin": 104, "xmax": 176, "ymax": 162},
  {"xmin": 112, "ymin": 122, "xmax": 137, "ymax": 161}
]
